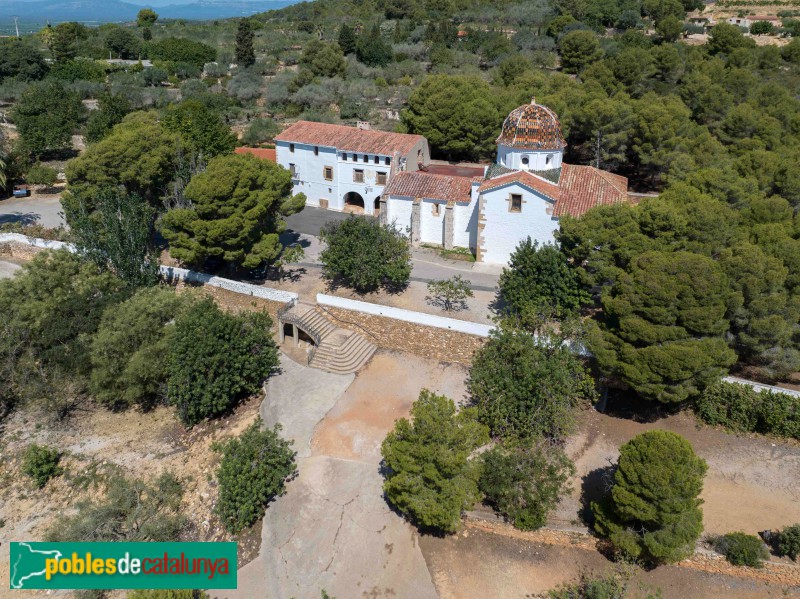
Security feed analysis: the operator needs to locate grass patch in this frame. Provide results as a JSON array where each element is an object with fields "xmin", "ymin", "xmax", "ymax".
[{"xmin": 421, "ymin": 244, "xmax": 476, "ymax": 262}]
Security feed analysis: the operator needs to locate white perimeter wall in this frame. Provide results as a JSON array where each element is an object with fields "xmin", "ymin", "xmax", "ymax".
[
  {"xmin": 318, "ymin": 293, "xmax": 494, "ymax": 337},
  {"xmin": 480, "ymin": 184, "xmax": 558, "ymax": 265}
]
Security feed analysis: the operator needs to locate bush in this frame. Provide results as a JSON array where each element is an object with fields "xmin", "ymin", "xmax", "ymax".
[
  {"xmin": 591, "ymin": 431, "xmax": 707, "ymax": 565},
  {"xmin": 25, "ymin": 163, "xmax": 58, "ymax": 187},
  {"xmin": 695, "ymin": 381, "xmax": 800, "ymax": 440},
  {"xmin": 714, "ymin": 532, "xmax": 769, "ymax": 567},
  {"xmin": 381, "ymin": 390, "xmax": 489, "ymax": 533},
  {"xmin": 498, "ymin": 238, "xmax": 589, "ymax": 317},
  {"xmin": 167, "ymin": 299, "xmax": 279, "ymax": 426},
  {"xmin": 47, "ymin": 472, "xmax": 185, "ymax": 542},
  {"xmin": 90, "ymin": 287, "xmax": 195, "ymax": 410},
  {"xmin": 21, "ymin": 444, "xmax": 63, "ymax": 488},
  {"xmin": 468, "ymin": 318, "xmax": 596, "ymax": 441},
  {"xmin": 214, "ymin": 418, "xmax": 296, "ymax": 534},
  {"xmin": 480, "ymin": 442, "xmax": 574, "ymax": 530},
  {"xmin": 241, "ymin": 118, "xmax": 280, "ymax": 145},
  {"xmin": 320, "ymin": 216, "xmax": 411, "ymax": 292},
  {"xmin": 778, "ymin": 524, "xmax": 800, "ymax": 560}
]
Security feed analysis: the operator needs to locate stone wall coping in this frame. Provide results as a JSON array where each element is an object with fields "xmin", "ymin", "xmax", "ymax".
[
  {"xmin": 317, "ymin": 293, "xmax": 495, "ymax": 337},
  {"xmin": 161, "ymin": 266, "xmax": 299, "ymax": 303},
  {"xmin": 0, "ymin": 233, "xmax": 298, "ymax": 305},
  {"xmin": 723, "ymin": 376, "xmax": 800, "ymax": 398},
  {"xmin": 0, "ymin": 233, "xmax": 74, "ymax": 251}
]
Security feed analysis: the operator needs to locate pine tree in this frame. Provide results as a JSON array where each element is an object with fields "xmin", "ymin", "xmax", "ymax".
[
  {"xmin": 337, "ymin": 23, "xmax": 357, "ymax": 55},
  {"xmin": 235, "ymin": 18, "xmax": 255, "ymax": 67},
  {"xmin": 591, "ymin": 431, "xmax": 708, "ymax": 564}
]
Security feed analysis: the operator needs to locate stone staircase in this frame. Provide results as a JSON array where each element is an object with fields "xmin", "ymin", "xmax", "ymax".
[{"xmin": 277, "ymin": 301, "xmax": 377, "ymax": 375}]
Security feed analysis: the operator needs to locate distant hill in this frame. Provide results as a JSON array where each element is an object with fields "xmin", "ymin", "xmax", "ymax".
[{"xmin": 0, "ymin": 0, "xmax": 300, "ymax": 27}]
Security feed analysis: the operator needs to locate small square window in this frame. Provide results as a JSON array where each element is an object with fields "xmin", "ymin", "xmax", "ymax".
[
  {"xmin": 385, "ymin": 157, "xmax": 391, "ymax": 165},
  {"xmin": 289, "ymin": 143, "xmax": 295, "ymax": 153},
  {"xmin": 323, "ymin": 166, "xmax": 333, "ymax": 181},
  {"xmin": 374, "ymin": 156, "xmax": 379, "ymax": 164},
  {"xmin": 510, "ymin": 194, "xmax": 522, "ymax": 213},
  {"xmin": 363, "ymin": 155, "xmax": 369, "ymax": 163},
  {"xmin": 376, "ymin": 172, "xmax": 387, "ymax": 185},
  {"xmin": 353, "ymin": 169, "xmax": 364, "ymax": 183},
  {"xmin": 314, "ymin": 146, "xmax": 319, "ymax": 156}
]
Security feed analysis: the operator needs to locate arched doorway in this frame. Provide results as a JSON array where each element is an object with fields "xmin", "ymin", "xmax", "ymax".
[
  {"xmin": 343, "ymin": 191, "xmax": 365, "ymax": 213},
  {"xmin": 373, "ymin": 196, "xmax": 381, "ymax": 216}
]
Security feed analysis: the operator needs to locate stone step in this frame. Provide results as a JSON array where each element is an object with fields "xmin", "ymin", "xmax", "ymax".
[
  {"xmin": 280, "ymin": 302, "xmax": 376, "ymax": 374},
  {"xmin": 310, "ymin": 334, "xmax": 377, "ymax": 374}
]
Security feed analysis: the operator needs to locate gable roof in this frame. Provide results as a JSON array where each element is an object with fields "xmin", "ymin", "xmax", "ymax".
[
  {"xmin": 385, "ymin": 171, "xmax": 474, "ymax": 204},
  {"xmin": 478, "ymin": 164, "xmax": 629, "ymax": 217},
  {"xmin": 555, "ymin": 165, "xmax": 629, "ymax": 217},
  {"xmin": 274, "ymin": 121, "xmax": 425, "ymax": 156}
]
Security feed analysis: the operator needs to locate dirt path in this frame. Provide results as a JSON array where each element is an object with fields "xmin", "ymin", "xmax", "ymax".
[
  {"xmin": 219, "ymin": 351, "xmax": 468, "ymax": 599},
  {"xmin": 558, "ymin": 407, "xmax": 800, "ymax": 537}
]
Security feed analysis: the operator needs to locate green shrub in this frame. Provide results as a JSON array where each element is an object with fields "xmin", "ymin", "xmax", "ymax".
[
  {"xmin": 214, "ymin": 418, "xmax": 297, "ymax": 534},
  {"xmin": 25, "ymin": 163, "xmax": 58, "ymax": 187},
  {"xmin": 90, "ymin": 287, "xmax": 196, "ymax": 410},
  {"xmin": 695, "ymin": 381, "xmax": 800, "ymax": 440},
  {"xmin": 320, "ymin": 216, "xmax": 411, "ymax": 292},
  {"xmin": 778, "ymin": 524, "xmax": 800, "ymax": 560},
  {"xmin": 21, "ymin": 444, "xmax": 63, "ymax": 488},
  {"xmin": 591, "ymin": 431, "xmax": 707, "ymax": 565},
  {"xmin": 479, "ymin": 442, "xmax": 574, "ymax": 530},
  {"xmin": 381, "ymin": 390, "xmax": 489, "ymax": 533},
  {"xmin": 167, "ymin": 299, "xmax": 279, "ymax": 426},
  {"xmin": 714, "ymin": 532, "xmax": 769, "ymax": 567}
]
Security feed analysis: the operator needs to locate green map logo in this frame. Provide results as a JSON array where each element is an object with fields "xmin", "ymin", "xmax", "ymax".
[{"xmin": 9, "ymin": 542, "xmax": 237, "ymax": 590}]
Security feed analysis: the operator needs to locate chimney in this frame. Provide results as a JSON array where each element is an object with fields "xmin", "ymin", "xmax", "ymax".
[{"xmin": 357, "ymin": 121, "xmax": 371, "ymax": 131}]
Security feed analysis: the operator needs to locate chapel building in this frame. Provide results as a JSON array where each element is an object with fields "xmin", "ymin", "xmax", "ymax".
[{"xmin": 272, "ymin": 100, "xmax": 631, "ymax": 265}]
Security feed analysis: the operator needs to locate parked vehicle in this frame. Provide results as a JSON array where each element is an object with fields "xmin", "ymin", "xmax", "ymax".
[{"xmin": 12, "ymin": 185, "xmax": 29, "ymax": 198}]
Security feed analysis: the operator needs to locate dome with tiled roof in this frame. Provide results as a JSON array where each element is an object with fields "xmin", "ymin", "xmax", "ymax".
[{"xmin": 496, "ymin": 99, "xmax": 566, "ymax": 151}]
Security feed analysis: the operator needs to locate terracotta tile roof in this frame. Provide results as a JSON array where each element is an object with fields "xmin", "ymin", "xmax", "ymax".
[
  {"xmin": 234, "ymin": 147, "xmax": 277, "ymax": 161},
  {"xmin": 496, "ymin": 101, "xmax": 567, "ymax": 151},
  {"xmin": 555, "ymin": 164, "xmax": 629, "ymax": 217},
  {"xmin": 385, "ymin": 171, "xmax": 473, "ymax": 204},
  {"xmin": 478, "ymin": 164, "xmax": 629, "ymax": 218},
  {"xmin": 478, "ymin": 170, "xmax": 562, "ymax": 202},
  {"xmin": 274, "ymin": 121, "xmax": 424, "ymax": 156}
]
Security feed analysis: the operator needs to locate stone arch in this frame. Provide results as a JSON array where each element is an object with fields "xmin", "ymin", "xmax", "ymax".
[
  {"xmin": 373, "ymin": 196, "xmax": 381, "ymax": 216},
  {"xmin": 344, "ymin": 191, "xmax": 365, "ymax": 213}
]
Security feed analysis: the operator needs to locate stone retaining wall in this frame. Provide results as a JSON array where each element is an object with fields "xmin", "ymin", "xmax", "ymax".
[{"xmin": 321, "ymin": 305, "xmax": 486, "ymax": 365}]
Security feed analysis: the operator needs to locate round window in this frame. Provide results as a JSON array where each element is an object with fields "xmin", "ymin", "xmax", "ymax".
[{"xmin": 521, "ymin": 156, "xmax": 529, "ymax": 166}]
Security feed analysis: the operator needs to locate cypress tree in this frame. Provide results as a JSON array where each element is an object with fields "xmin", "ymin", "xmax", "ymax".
[{"xmin": 235, "ymin": 18, "xmax": 255, "ymax": 67}]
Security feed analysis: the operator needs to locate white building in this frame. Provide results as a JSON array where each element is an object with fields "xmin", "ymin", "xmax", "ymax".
[
  {"xmin": 382, "ymin": 99, "xmax": 631, "ymax": 265},
  {"xmin": 273, "ymin": 121, "xmax": 429, "ymax": 216},
  {"xmin": 270, "ymin": 100, "xmax": 631, "ymax": 266}
]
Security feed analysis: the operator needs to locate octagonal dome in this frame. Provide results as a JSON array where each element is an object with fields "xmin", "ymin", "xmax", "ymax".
[{"xmin": 497, "ymin": 99, "xmax": 567, "ymax": 151}]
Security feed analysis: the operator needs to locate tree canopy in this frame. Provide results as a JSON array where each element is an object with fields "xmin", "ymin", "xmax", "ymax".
[
  {"xmin": 592, "ymin": 430, "xmax": 707, "ymax": 564},
  {"xmin": 381, "ymin": 390, "xmax": 489, "ymax": 533},
  {"xmin": 12, "ymin": 80, "xmax": 84, "ymax": 158},
  {"xmin": 319, "ymin": 216, "xmax": 411, "ymax": 292},
  {"xmin": 159, "ymin": 153, "xmax": 305, "ymax": 269},
  {"xmin": 167, "ymin": 299, "xmax": 279, "ymax": 426},
  {"xmin": 401, "ymin": 74, "xmax": 501, "ymax": 161}
]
